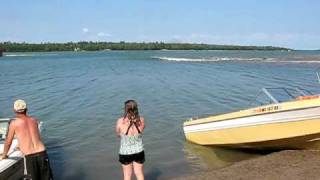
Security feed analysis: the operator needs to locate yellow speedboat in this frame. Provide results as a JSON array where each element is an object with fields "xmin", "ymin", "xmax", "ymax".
[{"xmin": 183, "ymin": 87, "xmax": 320, "ymax": 149}]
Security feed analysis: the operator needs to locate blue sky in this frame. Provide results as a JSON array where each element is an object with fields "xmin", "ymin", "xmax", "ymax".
[{"xmin": 1, "ymin": 0, "xmax": 319, "ymax": 49}]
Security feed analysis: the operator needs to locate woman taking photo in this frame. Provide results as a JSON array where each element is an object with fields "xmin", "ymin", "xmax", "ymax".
[{"xmin": 116, "ymin": 100, "xmax": 145, "ymax": 180}]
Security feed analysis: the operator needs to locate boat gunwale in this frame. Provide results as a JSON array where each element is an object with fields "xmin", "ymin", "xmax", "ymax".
[
  {"xmin": 184, "ymin": 105, "xmax": 320, "ymax": 127},
  {"xmin": 0, "ymin": 118, "xmax": 11, "ymax": 122}
]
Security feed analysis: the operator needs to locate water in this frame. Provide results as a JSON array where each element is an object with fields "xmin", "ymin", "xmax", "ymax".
[{"xmin": 1, "ymin": 50, "xmax": 320, "ymax": 179}]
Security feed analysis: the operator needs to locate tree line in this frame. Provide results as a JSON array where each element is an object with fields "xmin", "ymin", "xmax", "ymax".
[{"xmin": 0, "ymin": 41, "xmax": 290, "ymax": 52}]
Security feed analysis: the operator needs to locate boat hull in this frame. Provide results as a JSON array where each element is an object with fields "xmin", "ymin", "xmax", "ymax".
[
  {"xmin": 184, "ymin": 98, "xmax": 320, "ymax": 149},
  {"xmin": 185, "ymin": 118, "xmax": 320, "ymax": 149}
]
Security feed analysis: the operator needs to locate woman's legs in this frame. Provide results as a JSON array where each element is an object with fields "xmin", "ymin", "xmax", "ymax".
[
  {"xmin": 133, "ymin": 162, "xmax": 144, "ymax": 180},
  {"xmin": 122, "ymin": 164, "xmax": 133, "ymax": 180}
]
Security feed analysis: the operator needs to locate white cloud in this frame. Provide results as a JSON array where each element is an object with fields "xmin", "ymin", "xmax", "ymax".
[
  {"xmin": 82, "ymin": 28, "xmax": 89, "ymax": 33},
  {"xmin": 97, "ymin": 32, "xmax": 112, "ymax": 37}
]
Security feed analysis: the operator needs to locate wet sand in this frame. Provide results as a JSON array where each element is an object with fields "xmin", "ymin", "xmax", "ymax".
[{"xmin": 172, "ymin": 150, "xmax": 320, "ymax": 180}]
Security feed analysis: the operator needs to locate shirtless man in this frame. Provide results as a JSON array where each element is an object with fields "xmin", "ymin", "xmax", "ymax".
[{"xmin": 1, "ymin": 99, "xmax": 53, "ymax": 180}]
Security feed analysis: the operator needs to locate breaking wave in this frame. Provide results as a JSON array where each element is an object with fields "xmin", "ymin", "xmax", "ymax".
[
  {"xmin": 152, "ymin": 56, "xmax": 273, "ymax": 62},
  {"xmin": 4, "ymin": 53, "xmax": 58, "ymax": 57},
  {"xmin": 266, "ymin": 60, "xmax": 320, "ymax": 64},
  {"xmin": 152, "ymin": 56, "xmax": 320, "ymax": 63},
  {"xmin": 5, "ymin": 54, "xmax": 35, "ymax": 57}
]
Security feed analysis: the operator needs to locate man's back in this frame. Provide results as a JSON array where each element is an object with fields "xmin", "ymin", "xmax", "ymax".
[
  {"xmin": 1, "ymin": 99, "xmax": 53, "ymax": 180},
  {"xmin": 13, "ymin": 115, "xmax": 46, "ymax": 155}
]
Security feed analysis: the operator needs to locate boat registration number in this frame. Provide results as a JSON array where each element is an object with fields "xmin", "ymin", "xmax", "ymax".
[{"xmin": 254, "ymin": 105, "xmax": 280, "ymax": 113}]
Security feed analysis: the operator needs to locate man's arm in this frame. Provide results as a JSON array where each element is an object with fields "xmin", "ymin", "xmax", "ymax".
[{"xmin": 1, "ymin": 121, "xmax": 15, "ymax": 159}]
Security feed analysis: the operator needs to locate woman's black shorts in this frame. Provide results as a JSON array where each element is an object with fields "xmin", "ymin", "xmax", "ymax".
[{"xmin": 119, "ymin": 151, "xmax": 145, "ymax": 165}]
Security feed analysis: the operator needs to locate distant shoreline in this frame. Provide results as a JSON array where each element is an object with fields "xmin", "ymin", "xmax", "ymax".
[{"xmin": 0, "ymin": 42, "xmax": 291, "ymax": 52}]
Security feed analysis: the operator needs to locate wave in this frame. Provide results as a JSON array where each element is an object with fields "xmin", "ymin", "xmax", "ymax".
[
  {"xmin": 4, "ymin": 53, "xmax": 59, "ymax": 57},
  {"xmin": 152, "ymin": 56, "xmax": 320, "ymax": 64},
  {"xmin": 267, "ymin": 60, "xmax": 320, "ymax": 64},
  {"xmin": 5, "ymin": 54, "xmax": 35, "ymax": 57},
  {"xmin": 152, "ymin": 56, "xmax": 273, "ymax": 62}
]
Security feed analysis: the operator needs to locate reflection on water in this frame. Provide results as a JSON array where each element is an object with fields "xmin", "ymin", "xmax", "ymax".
[
  {"xmin": 183, "ymin": 142, "xmax": 261, "ymax": 171},
  {"xmin": 303, "ymin": 141, "xmax": 320, "ymax": 149}
]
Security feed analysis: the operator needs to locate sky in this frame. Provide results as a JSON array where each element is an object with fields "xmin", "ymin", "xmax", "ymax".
[{"xmin": 1, "ymin": 0, "xmax": 319, "ymax": 50}]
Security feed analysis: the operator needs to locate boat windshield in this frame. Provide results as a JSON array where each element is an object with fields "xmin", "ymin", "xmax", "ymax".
[
  {"xmin": 0, "ymin": 119, "xmax": 9, "ymax": 142},
  {"xmin": 250, "ymin": 87, "xmax": 313, "ymax": 106}
]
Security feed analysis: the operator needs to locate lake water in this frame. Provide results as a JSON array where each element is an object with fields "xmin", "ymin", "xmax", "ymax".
[{"xmin": 1, "ymin": 50, "xmax": 320, "ymax": 179}]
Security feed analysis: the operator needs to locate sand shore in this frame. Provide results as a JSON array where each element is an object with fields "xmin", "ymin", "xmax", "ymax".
[{"xmin": 172, "ymin": 150, "xmax": 320, "ymax": 180}]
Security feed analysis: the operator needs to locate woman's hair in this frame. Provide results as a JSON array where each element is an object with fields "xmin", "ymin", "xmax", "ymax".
[{"xmin": 124, "ymin": 100, "xmax": 140, "ymax": 123}]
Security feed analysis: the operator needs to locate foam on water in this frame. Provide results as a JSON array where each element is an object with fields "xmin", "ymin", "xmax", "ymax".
[
  {"xmin": 5, "ymin": 54, "xmax": 35, "ymax": 57},
  {"xmin": 153, "ymin": 56, "xmax": 273, "ymax": 62},
  {"xmin": 267, "ymin": 60, "xmax": 320, "ymax": 63},
  {"xmin": 152, "ymin": 56, "xmax": 320, "ymax": 64},
  {"xmin": 4, "ymin": 53, "xmax": 58, "ymax": 57}
]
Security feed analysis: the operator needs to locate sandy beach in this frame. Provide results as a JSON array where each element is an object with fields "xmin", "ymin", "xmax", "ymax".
[{"xmin": 172, "ymin": 150, "xmax": 320, "ymax": 180}]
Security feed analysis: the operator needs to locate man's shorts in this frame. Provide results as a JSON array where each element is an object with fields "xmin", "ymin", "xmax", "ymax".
[{"xmin": 25, "ymin": 150, "xmax": 54, "ymax": 180}]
